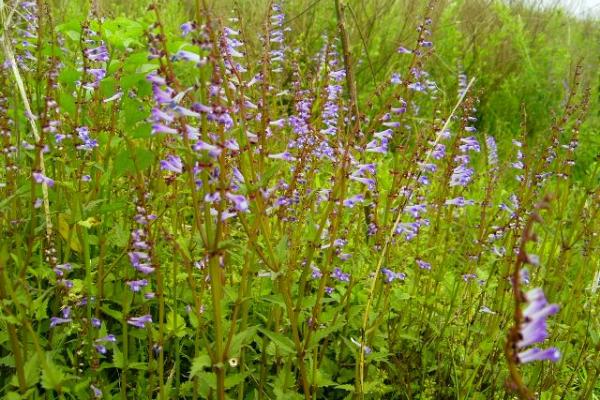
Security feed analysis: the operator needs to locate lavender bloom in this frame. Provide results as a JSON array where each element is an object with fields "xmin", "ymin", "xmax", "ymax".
[
  {"xmin": 152, "ymin": 123, "xmax": 178, "ymax": 135},
  {"xmin": 432, "ymin": 143, "xmax": 446, "ymax": 160},
  {"xmin": 343, "ymin": 194, "xmax": 365, "ymax": 208},
  {"xmin": 126, "ymin": 279, "xmax": 149, "ymax": 292},
  {"xmin": 366, "ymin": 139, "xmax": 388, "ymax": 154},
  {"xmin": 103, "ymin": 91, "xmax": 123, "ymax": 103},
  {"xmin": 406, "ymin": 204, "xmax": 427, "ymax": 218},
  {"xmin": 53, "ymin": 263, "xmax": 72, "ymax": 277},
  {"xmin": 381, "ymin": 268, "xmax": 406, "ymax": 283},
  {"xmin": 92, "ymin": 318, "xmax": 101, "ymax": 328},
  {"xmin": 517, "ymin": 347, "xmax": 560, "ymax": 363},
  {"xmin": 146, "ymin": 72, "xmax": 166, "ymax": 86},
  {"xmin": 91, "ymin": 384, "xmax": 102, "ymax": 398},
  {"xmin": 50, "ymin": 317, "xmax": 72, "ymax": 328},
  {"xmin": 350, "ymin": 337, "xmax": 372, "ymax": 354},
  {"xmin": 226, "ymin": 193, "xmax": 249, "ymax": 212},
  {"xmin": 33, "ymin": 172, "xmax": 54, "ymax": 187},
  {"xmin": 445, "ymin": 197, "xmax": 475, "ymax": 207},
  {"xmin": 416, "ymin": 259, "xmax": 431, "ymax": 270},
  {"xmin": 486, "ymin": 135, "xmax": 498, "ymax": 166},
  {"xmin": 449, "ymin": 164, "xmax": 474, "ymax": 187},
  {"xmin": 268, "ymin": 151, "xmax": 296, "ymax": 161},
  {"xmin": 353, "ymin": 163, "xmax": 376, "ymax": 176},
  {"xmin": 459, "ymin": 136, "xmax": 480, "ymax": 153},
  {"xmin": 397, "ymin": 46, "xmax": 412, "ymax": 54},
  {"xmin": 515, "ymin": 288, "xmax": 560, "ymax": 362},
  {"xmin": 331, "ymin": 268, "xmax": 350, "ymax": 282},
  {"xmin": 96, "ymin": 334, "xmax": 117, "ymax": 343},
  {"xmin": 180, "ymin": 21, "xmax": 195, "ymax": 36},
  {"xmin": 311, "ymin": 266, "xmax": 322, "ymax": 279},
  {"xmin": 160, "ymin": 155, "xmax": 183, "ymax": 174},
  {"xmin": 408, "ymin": 82, "xmax": 425, "ymax": 92},
  {"xmin": 174, "ymin": 50, "xmax": 204, "ymax": 65},
  {"xmin": 127, "ymin": 314, "xmax": 153, "ymax": 328},
  {"xmin": 76, "ymin": 126, "xmax": 98, "ymax": 151},
  {"xmin": 84, "ymin": 44, "xmax": 109, "ymax": 62},
  {"xmin": 194, "ymin": 140, "xmax": 222, "ymax": 157},
  {"xmin": 349, "ymin": 176, "xmax": 375, "ymax": 189}
]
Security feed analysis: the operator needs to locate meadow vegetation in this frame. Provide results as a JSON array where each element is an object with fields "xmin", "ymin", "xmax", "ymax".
[{"xmin": 0, "ymin": 0, "xmax": 599, "ymax": 399}]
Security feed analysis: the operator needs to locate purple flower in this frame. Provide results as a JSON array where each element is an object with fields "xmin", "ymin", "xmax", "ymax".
[
  {"xmin": 514, "ymin": 288, "xmax": 560, "ymax": 359},
  {"xmin": 486, "ymin": 135, "xmax": 498, "ymax": 166},
  {"xmin": 160, "ymin": 155, "xmax": 183, "ymax": 174},
  {"xmin": 408, "ymin": 82, "xmax": 425, "ymax": 92},
  {"xmin": 445, "ymin": 197, "xmax": 475, "ymax": 207},
  {"xmin": 127, "ymin": 314, "xmax": 153, "ymax": 328},
  {"xmin": 517, "ymin": 347, "xmax": 560, "ymax": 363},
  {"xmin": 405, "ymin": 204, "xmax": 427, "ymax": 218},
  {"xmin": 349, "ymin": 176, "xmax": 375, "ymax": 189},
  {"xmin": 84, "ymin": 45, "xmax": 109, "ymax": 62},
  {"xmin": 152, "ymin": 123, "xmax": 178, "ymax": 135},
  {"xmin": 432, "ymin": 143, "xmax": 446, "ymax": 160},
  {"xmin": 92, "ymin": 318, "xmax": 101, "ymax": 328},
  {"xmin": 416, "ymin": 259, "xmax": 431, "ymax": 270},
  {"xmin": 397, "ymin": 46, "xmax": 412, "ymax": 54},
  {"xmin": 193, "ymin": 140, "xmax": 222, "ymax": 157},
  {"xmin": 146, "ymin": 72, "xmax": 166, "ymax": 86},
  {"xmin": 343, "ymin": 194, "xmax": 365, "ymax": 208},
  {"xmin": 96, "ymin": 334, "xmax": 117, "ymax": 343},
  {"xmin": 226, "ymin": 193, "xmax": 249, "ymax": 212},
  {"xmin": 50, "ymin": 317, "xmax": 72, "ymax": 328},
  {"xmin": 76, "ymin": 126, "xmax": 98, "ymax": 151},
  {"xmin": 311, "ymin": 266, "xmax": 322, "ymax": 279},
  {"xmin": 331, "ymin": 267, "xmax": 350, "ymax": 282},
  {"xmin": 91, "ymin": 384, "xmax": 102, "ymax": 398},
  {"xmin": 268, "ymin": 151, "xmax": 296, "ymax": 161},
  {"xmin": 126, "ymin": 279, "xmax": 149, "ymax": 292},
  {"xmin": 180, "ymin": 21, "xmax": 195, "ymax": 36},
  {"xmin": 459, "ymin": 136, "xmax": 480, "ymax": 153},
  {"xmin": 449, "ymin": 164, "xmax": 474, "ymax": 187},
  {"xmin": 381, "ymin": 268, "xmax": 406, "ymax": 283},
  {"xmin": 350, "ymin": 337, "xmax": 372, "ymax": 354},
  {"xmin": 33, "ymin": 172, "xmax": 54, "ymax": 187}
]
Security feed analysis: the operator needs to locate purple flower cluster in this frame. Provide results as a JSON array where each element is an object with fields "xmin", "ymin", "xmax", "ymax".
[{"xmin": 515, "ymin": 288, "xmax": 560, "ymax": 363}]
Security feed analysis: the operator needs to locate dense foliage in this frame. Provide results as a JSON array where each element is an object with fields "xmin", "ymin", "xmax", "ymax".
[{"xmin": 0, "ymin": 0, "xmax": 598, "ymax": 399}]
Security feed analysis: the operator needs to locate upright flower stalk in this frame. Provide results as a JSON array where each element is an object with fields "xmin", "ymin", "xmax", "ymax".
[{"xmin": 505, "ymin": 195, "xmax": 560, "ymax": 400}]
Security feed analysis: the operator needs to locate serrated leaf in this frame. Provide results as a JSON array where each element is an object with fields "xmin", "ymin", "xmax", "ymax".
[
  {"xmin": 259, "ymin": 328, "xmax": 295, "ymax": 356},
  {"xmin": 189, "ymin": 353, "xmax": 211, "ymax": 379}
]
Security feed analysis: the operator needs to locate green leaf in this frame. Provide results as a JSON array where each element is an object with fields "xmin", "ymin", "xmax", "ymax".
[
  {"xmin": 229, "ymin": 326, "xmax": 259, "ymax": 357},
  {"xmin": 259, "ymin": 328, "xmax": 296, "ymax": 356},
  {"xmin": 41, "ymin": 357, "xmax": 66, "ymax": 391},
  {"xmin": 166, "ymin": 311, "xmax": 187, "ymax": 338},
  {"xmin": 189, "ymin": 353, "xmax": 211, "ymax": 379},
  {"xmin": 56, "ymin": 21, "xmax": 82, "ymax": 41}
]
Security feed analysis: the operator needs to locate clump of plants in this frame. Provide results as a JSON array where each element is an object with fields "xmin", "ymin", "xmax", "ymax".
[{"xmin": 0, "ymin": 0, "xmax": 598, "ymax": 399}]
